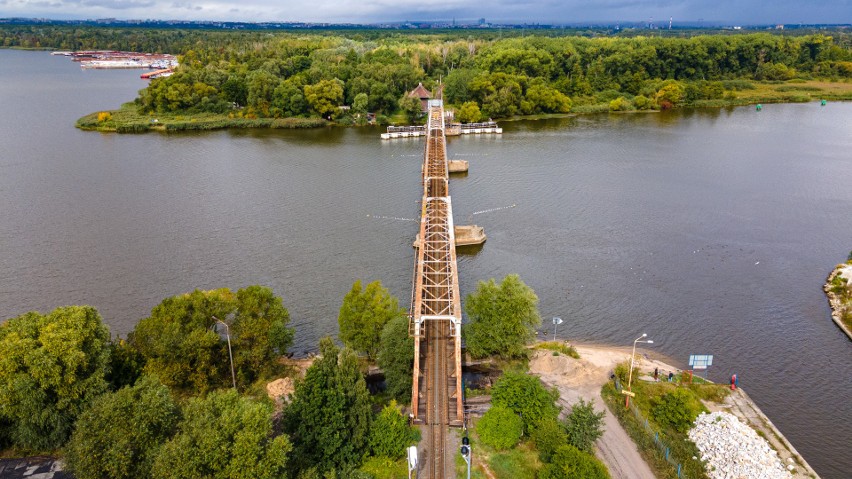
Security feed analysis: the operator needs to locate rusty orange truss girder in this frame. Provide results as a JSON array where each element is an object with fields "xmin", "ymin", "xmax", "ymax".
[{"xmin": 411, "ymin": 103, "xmax": 464, "ymax": 424}]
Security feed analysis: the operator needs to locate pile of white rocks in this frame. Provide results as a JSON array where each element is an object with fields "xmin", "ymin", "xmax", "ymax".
[{"xmin": 688, "ymin": 412, "xmax": 792, "ymax": 479}]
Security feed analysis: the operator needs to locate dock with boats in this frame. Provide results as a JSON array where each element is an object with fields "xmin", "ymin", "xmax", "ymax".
[{"xmin": 52, "ymin": 50, "xmax": 178, "ymax": 74}]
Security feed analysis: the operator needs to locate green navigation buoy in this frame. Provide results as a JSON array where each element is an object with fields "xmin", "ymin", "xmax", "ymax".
[
  {"xmin": 756, "ymin": 104, "xmax": 762, "ymax": 111},
  {"xmin": 821, "ymin": 99, "xmax": 827, "ymax": 106}
]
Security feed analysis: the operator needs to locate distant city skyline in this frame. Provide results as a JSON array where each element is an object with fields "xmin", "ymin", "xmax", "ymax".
[{"xmin": 1, "ymin": 0, "xmax": 850, "ymax": 25}]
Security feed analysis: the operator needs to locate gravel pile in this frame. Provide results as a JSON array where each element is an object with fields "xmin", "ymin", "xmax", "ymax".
[{"xmin": 689, "ymin": 412, "xmax": 792, "ymax": 479}]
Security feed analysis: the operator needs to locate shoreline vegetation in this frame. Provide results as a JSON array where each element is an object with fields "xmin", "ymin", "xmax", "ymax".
[
  {"xmin": 77, "ymin": 81, "xmax": 852, "ymax": 133},
  {"xmin": 5, "ymin": 26, "xmax": 849, "ymax": 133},
  {"xmin": 824, "ymin": 254, "xmax": 852, "ymax": 340}
]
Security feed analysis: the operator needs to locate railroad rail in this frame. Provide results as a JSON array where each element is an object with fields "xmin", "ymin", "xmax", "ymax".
[{"xmin": 410, "ymin": 100, "xmax": 464, "ymax": 479}]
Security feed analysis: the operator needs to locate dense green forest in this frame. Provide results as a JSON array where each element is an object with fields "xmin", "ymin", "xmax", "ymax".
[{"xmin": 3, "ymin": 26, "xmax": 852, "ymax": 129}]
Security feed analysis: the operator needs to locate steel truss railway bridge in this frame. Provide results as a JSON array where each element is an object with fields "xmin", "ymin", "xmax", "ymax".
[{"xmin": 409, "ymin": 100, "xmax": 464, "ymax": 479}]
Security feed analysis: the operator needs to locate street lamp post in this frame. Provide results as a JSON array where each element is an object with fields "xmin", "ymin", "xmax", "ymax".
[
  {"xmin": 212, "ymin": 316, "xmax": 237, "ymax": 389},
  {"xmin": 625, "ymin": 333, "xmax": 653, "ymax": 408}
]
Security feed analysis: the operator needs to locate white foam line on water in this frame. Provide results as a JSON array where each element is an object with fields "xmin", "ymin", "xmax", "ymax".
[
  {"xmin": 472, "ymin": 204, "xmax": 517, "ymax": 215},
  {"xmin": 366, "ymin": 214, "xmax": 418, "ymax": 222}
]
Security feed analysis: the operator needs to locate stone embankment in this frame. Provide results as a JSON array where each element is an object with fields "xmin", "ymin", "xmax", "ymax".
[
  {"xmin": 689, "ymin": 411, "xmax": 793, "ymax": 479},
  {"xmin": 823, "ymin": 263, "xmax": 852, "ymax": 340}
]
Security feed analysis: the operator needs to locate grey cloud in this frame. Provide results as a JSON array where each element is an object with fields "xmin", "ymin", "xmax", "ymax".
[
  {"xmin": 80, "ymin": 0, "xmax": 155, "ymax": 8},
  {"xmin": 27, "ymin": 0, "xmax": 63, "ymax": 6},
  {"xmin": 4, "ymin": 0, "xmax": 851, "ymax": 23},
  {"xmin": 171, "ymin": 1, "xmax": 200, "ymax": 9}
]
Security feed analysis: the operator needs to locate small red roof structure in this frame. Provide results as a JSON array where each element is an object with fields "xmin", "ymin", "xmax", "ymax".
[{"xmin": 407, "ymin": 82, "xmax": 432, "ymax": 111}]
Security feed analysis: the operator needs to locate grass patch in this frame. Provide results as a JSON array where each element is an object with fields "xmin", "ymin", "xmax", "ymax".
[
  {"xmin": 454, "ymin": 422, "xmax": 542, "ymax": 479},
  {"xmin": 534, "ymin": 341, "xmax": 580, "ymax": 359},
  {"xmin": 76, "ymin": 103, "xmax": 328, "ymax": 133},
  {"xmin": 571, "ymin": 103, "xmax": 611, "ymax": 114},
  {"xmin": 826, "ymin": 262, "xmax": 852, "ymax": 332},
  {"xmin": 488, "ymin": 442, "xmax": 541, "ymax": 479},
  {"xmin": 359, "ymin": 456, "xmax": 409, "ymax": 479},
  {"xmin": 735, "ymin": 80, "xmax": 852, "ymax": 103},
  {"xmin": 775, "ymin": 85, "xmax": 823, "ymax": 92},
  {"xmin": 601, "ymin": 378, "xmax": 713, "ymax": 479}
]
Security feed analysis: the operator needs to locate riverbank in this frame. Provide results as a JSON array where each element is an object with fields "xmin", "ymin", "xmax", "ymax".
[
  {"xmin": 824, "ymin": 262, "xmax": 852, "ymax": 340},
  {"xmin": 528, "ymin": 341, "xmax": 820, "ymax": 479},
  {"xmin": 76, "ymin": 79, "xmax": 852, "ymax": 133},
  {"xmin": 76, "ymin": 103, "xmax": 328, "ymax": 133}
]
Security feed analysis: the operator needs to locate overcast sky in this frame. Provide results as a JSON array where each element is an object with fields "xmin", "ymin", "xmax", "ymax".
[{"xmin": 1, "ymin": 0, "xmax": 850, "ymax": 24}]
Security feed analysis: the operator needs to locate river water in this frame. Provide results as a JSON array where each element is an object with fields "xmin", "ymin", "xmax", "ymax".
[{"xmin": 1, "ymin": 49, "xmax": 851, "ymax": 476}]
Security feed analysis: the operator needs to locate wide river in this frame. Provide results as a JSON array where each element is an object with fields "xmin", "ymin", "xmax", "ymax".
[{"xmin": 1, "ymin": 49, "xmax": 851, "ymax": 476}]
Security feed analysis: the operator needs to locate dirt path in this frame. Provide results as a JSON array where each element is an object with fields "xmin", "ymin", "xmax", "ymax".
[{"xmin": 529, "ymin": 344, "xmax": 672, "ymax": 479}]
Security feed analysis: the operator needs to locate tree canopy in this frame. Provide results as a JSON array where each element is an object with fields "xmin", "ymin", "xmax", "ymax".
[
  {"xmin": 491, "ymin": 371, "xmax": 560, "ymax": 434},
  {"xmin": 284, "ymin": 337, "xmax": 372, "ymax": 476},
  {"xmin": 463, "ymin": 274, "xmax": 542, "ymax": 359},
  {"xmin": 65, "ymin": 376, "xmax": 180, "ymax": 479},
  {"xmin": 539, "ymin": 444, "xmax": 611, "ymax": 479},
  {"xmin": 338, "ymin": 280, "xmax": 406, "ymax": 360},
  {"xmin": 129, "ymin": 286, "xmax": 293, "ymax": 392},
  {"xmin": 377, "ymin": 315, "xmax": 414, "ymax": 403},
  {"xmin": 152, "ymin": 389, "xmax": 290, "ymax": 479},
  {"xmin": 476, "ymin": 405, "xmax": 524, "ymax": 450},
  {"xmin": 0, "ymin": 306, "xmax": 111, "ymax": 450},
  {"xmin": 563, "ymin": 399, "xmax": 606, "ymax": 453},
  {"xmin": 367, "ymin": 400, "xmax": 418, "ymax": 459},
  {"xmin": 6, "ymin": 26, "xmax": 849, "ymax": 122}
]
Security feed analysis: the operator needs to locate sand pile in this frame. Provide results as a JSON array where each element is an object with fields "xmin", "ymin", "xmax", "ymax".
[
  {"xmin": 529, "ymin": 350, "xmax": 599, "ymax": 387},
  {"xmin": 266, "ymin": 377, "xmax": 295, "ymax": 407}
]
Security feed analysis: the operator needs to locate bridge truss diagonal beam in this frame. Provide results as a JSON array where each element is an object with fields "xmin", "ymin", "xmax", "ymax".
[{"xmin": 410, "ymin": 102, "xmax": 464, "ymax": 429}]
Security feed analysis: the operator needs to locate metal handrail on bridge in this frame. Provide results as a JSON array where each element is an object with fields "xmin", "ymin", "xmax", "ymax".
[{"xmin": 410, "ymin": 102, "xmax": 463, "ymax": 433}]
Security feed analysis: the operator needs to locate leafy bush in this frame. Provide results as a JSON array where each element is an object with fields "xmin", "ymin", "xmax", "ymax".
[
  {"xmin": 491, "ymin": 372, "xmax": 560, "ymax": 434},
  {"xmin": 65, "ymin": 376, "xmax": 179, "ymax": 479},
  {"xmin": 457, "ymin": 101, "xmax": 483, "ymax": 123},
  {"xmin": 655, "ymin": 82, "xmax": 685, "ymax": 106},
  {"xmin": 129, "ymin": 286, "xmax": 293, "ymax": 392},
  {"xmin": 377, "ymin": 316, "xmax": 414, "ymax": 403},
  {"xmin": 530, "ymin": 418, "xmax": 568, "ymax": 463},
  {"xmin": 538, "ymin": 444, "xmax": 611, "ymax": 479},
  {"xmin": 368, "ymin": 401, "xmax": 418, "ymax": 459},
  {"xmin": 285, "ymin": 338, "xmax": 372, "ymax": 476},
  {"xmin": 477, "ymin": 405, "xmax": 523, "ymax": 450},
  {"xmin": 633, "ymin": 95, "xmax": 653, "ymax": 110},
  {"xmin": 152, "ymin": 389, "xmax": 290, "ymax": 479},
  {"xmin": 595, "ymin": 89, "xmax": 623, "ymax": 102},
  {"xmin": 0, "ymin": 306, "xmax": 111, "ymax": 450},
  {"xmin": 339, "ymin": 280, "xmax": 406, "ymax": 360},
  {"xmin": 613, "ymin": 361, "xmax": 638, "ymax": 384},
  {"xmin": 609, "ymin": 97, "xmax": 632, "ymax": 111},
  {"xmin": 564, "ymin": 399, "xmax": 605, "ymax": 452},
  {"xmin": 756, "ymin": 63, "xmax": 795, "ymax": 81},
  {"xmin": 651, "ymin": 388, "xmax": 705, "ymax": 433},
  {"xmin": 463, "ymin": 274, "xmax": 542, "ymax": 359}
]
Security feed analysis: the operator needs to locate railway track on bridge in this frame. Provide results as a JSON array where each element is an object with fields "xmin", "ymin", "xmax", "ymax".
[
  {"xmin": 426, "ymin": 320, "xmax": 449, "ymax": 479},
  {"xmin": 410, "ymin": 100, "xmax": 464, "ymax": 479}
]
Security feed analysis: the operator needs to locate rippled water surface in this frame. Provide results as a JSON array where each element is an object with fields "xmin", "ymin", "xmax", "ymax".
[{"xmin": 1, "ymin": 49, "xmax": 851, "ymax": 477}]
